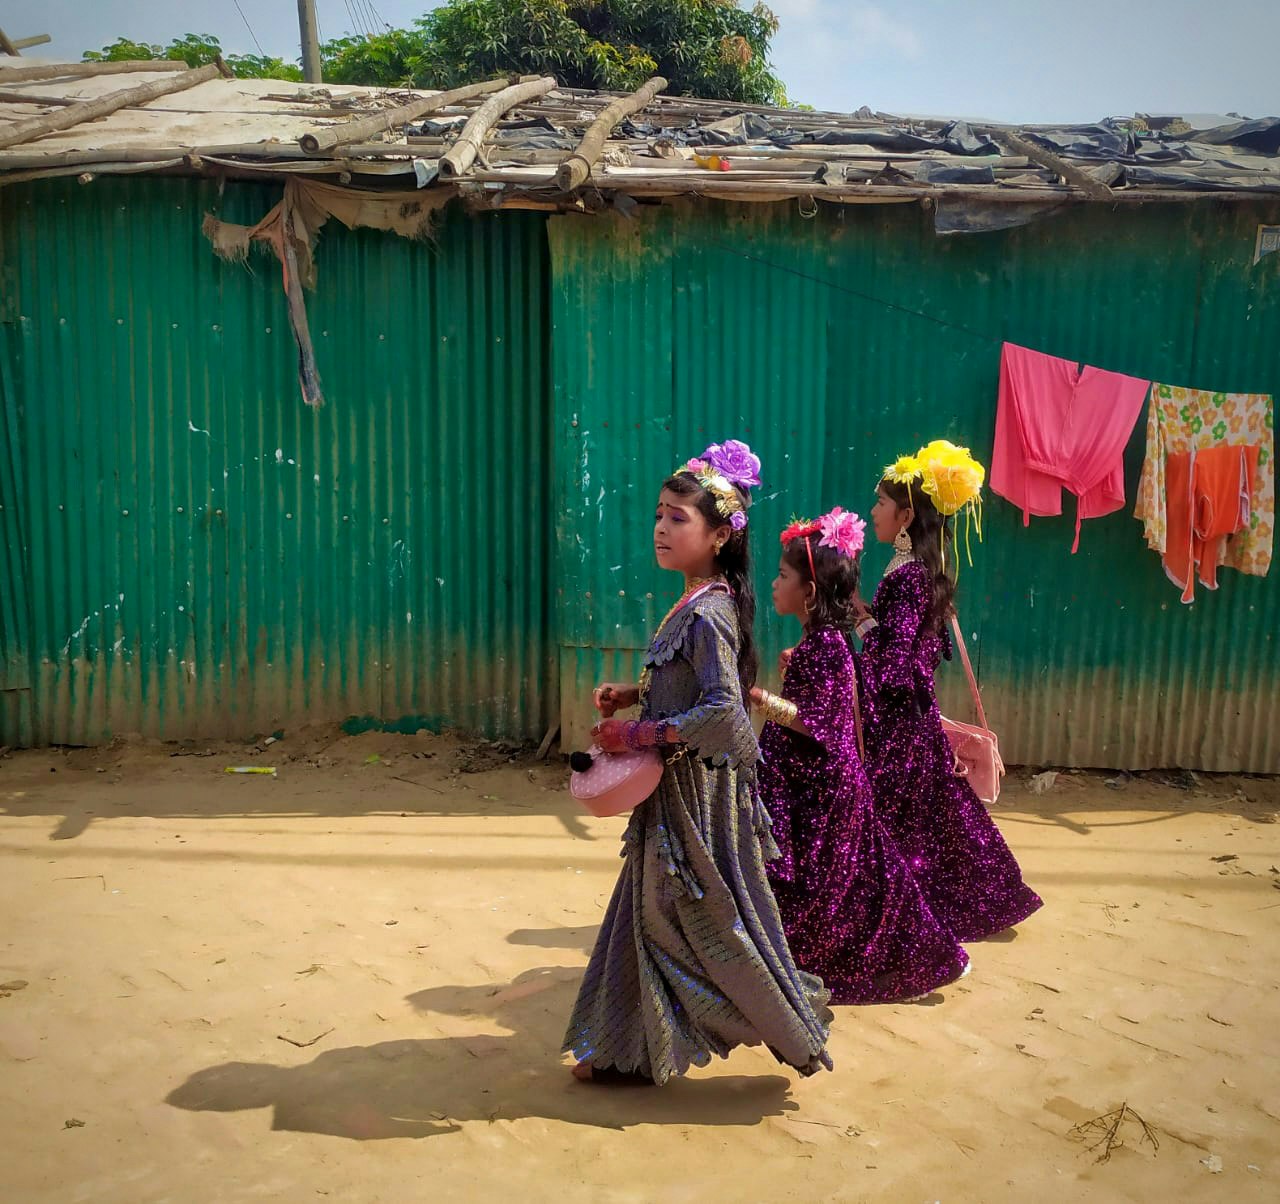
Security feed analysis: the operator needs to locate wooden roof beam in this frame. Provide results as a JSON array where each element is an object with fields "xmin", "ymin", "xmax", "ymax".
[{"xmin": 555, "ymin": 75, "xmax": 667, "ymax": 191}]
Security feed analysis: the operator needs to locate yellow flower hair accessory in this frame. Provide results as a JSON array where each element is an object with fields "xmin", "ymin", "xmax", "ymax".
[
  {"xmin": 916, "ymin": 440, "xmax": 985, "ymax": 517},
  {"xmin": 884, "ymin": 453, "xmax": 924, "ymax": 484},
  {"xmin": 914, "ymin": 438, "xmax": 986, "ymax": 568},
  {"xmin": 883, "ymin": 453, "xmax": 924, "ymax": 505}
]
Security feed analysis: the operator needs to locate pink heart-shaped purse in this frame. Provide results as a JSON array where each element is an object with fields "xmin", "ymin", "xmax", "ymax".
[{"xmin": 568, "ymin": 746, "xmax": 664, "ymax": 817}]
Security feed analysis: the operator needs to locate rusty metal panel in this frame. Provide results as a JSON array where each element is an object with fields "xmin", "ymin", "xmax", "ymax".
[{"xmin": 0, "ymin": 177, "xmax": 554, "ymax": 745}]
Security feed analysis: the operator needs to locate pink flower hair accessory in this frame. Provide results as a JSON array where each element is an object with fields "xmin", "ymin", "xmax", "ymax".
[{"xmin": 817, "ymin": 507, "xmax": 866, "ymax": 558}]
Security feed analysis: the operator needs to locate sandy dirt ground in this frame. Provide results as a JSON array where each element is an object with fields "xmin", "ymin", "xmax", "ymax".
[{"xmin": 1, "ymin": 727, "xmax": 1278, "ymax": 1203}]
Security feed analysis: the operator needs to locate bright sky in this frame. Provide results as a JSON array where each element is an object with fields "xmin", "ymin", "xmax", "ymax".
[{"xmin": 5, "ymin": 0, "xmax": 1277, "ymax": 123}]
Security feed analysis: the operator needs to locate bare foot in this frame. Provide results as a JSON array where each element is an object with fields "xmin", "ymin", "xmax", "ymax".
[{"xmin": 570, "ymin": 1061, "xmax": 655, "ymax": 1086}]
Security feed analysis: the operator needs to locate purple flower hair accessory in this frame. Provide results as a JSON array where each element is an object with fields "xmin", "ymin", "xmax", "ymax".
[{"xmin": 701, "ymin": 440, "xmax": 762, "ymax": 489}]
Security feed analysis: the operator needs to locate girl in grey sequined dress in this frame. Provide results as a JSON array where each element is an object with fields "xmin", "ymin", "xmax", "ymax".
[{"xmin": 563, "ymin": 442, "xmax": 833, "ymax": 1086}]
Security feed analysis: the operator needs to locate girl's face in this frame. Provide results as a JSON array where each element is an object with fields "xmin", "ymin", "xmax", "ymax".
[
  {"xmin": 771, "ymin": 555, "xmax": 814, "ymax": 621},
  {"xmin": 654, "ymin": 488, "xmax": 728, "ymax": 576},
  {"xmin": 872, "ymin": 487, "xmax": 911, "ymax": 545}
]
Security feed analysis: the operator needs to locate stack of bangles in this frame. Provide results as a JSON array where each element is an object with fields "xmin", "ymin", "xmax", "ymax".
[
  {"xmin": 756, "ymin": 690, "xmax": 799, "ymax": 727},
  {"xmin": 855, "ymin": 615, "xmax": 878, "ymax": 638},
  {"xmin": 619, "ymin": 719, "xmax": 675, "ymax": 749}
]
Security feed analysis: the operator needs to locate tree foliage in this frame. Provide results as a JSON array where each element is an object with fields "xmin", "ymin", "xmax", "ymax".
[
  {"xmin": 83, "ymin": 33, "xmax": 304, "ymax": 81},
  {"xmin": 84, "ymin": 2, "xmax": 787, "ymax": 103},
  {"xmin": 325, "ymin": 0, "xmax": 784, "ymax": 102}
]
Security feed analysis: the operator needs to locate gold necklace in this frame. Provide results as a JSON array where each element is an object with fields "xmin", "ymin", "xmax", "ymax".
[{"xmin": 654, "ymin": 576, "xmax": 717, "ymax": 635}]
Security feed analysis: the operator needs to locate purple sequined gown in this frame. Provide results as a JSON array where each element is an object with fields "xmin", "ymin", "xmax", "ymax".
[
  {"xmin": 759, "ymin": 626, "xmax": 970, "ymax": 1004},
  {"xmin": 861, "ymin": 562, "xmax": 1042, "ymax": 940}
]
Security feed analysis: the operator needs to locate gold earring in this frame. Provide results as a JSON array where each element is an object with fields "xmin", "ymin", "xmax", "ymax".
[{"xmin": 893, "ymin": 528, "xmax": 912, "ymax": 555}]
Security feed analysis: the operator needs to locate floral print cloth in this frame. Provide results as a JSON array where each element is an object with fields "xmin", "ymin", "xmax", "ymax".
[{"xmin": 1136, "ymin": 383, "xmax": 1275, "ymax": 577}]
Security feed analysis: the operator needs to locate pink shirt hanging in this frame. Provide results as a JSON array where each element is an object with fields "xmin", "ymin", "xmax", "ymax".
[{"xmin": 992, "ymin": 342, "xmax": 1151, "ymax": 552}]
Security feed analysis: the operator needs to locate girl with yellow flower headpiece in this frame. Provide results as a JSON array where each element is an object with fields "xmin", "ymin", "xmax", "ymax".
[{"xmin": 856, "ymin": 440, "xmax": 1043, "ymax": 941}]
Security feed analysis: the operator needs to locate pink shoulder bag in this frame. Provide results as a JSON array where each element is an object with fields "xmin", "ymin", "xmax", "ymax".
[
  {"xmin": 569, "ymin": 582, "xmax": 723, "ymax": 818},
  {"xmin": 941, "ymin": 614, "xmax": 1005, "ymax": 806}
]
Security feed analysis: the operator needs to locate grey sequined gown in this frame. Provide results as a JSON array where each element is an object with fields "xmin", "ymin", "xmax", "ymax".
[{"xmin": 562, "ymin": 588, "xmax": 833, "ymax": 1084}]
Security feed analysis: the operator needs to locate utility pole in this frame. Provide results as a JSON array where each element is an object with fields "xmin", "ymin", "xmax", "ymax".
[{"xmin": 297, "ymin": 0, "xmax": 322, "ymax": 83}]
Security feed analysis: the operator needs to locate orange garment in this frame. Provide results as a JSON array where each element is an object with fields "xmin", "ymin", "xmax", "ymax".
[{"xmin": 1163, "ymin": 445, "xmax": 1260, "ymax": 604}]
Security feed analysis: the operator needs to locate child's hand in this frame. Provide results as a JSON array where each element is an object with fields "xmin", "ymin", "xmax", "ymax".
[
  {"xmin": 590, "ymin": 719, "xmax": 629, "ymax": 753},
  {"xmin": 748, "ymin": 686, "xmax": 765, "ymax": 708},
  {"xmin": 778, "ymin": 648, "xmax": 794, "ymax": 676},
  {"xmin": 593, "ymin": 683, "xmax": 639, "ymax": 717}
]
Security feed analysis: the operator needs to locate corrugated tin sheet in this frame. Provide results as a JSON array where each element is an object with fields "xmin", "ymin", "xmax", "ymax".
[
  {"xmin": 549, "ymin": 205, "xmax": 832, "ymax": 749},
  {"xmin": 0, "ymin": 177, "xmax": 554, "ymax": 744},
  {"xmin": 550, "ymin": 199, "xmax": 1280, "ymax": 770},
  {"xmin": 3, "ymin": 177, "xmax": 1278, "ymax": 768},
  {"xmin": 0, "ymin": 321, "xmax": 33, "ymax": 746}
]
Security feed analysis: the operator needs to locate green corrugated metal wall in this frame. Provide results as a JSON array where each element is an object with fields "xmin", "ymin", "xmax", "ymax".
[
  {"xmin": 0, "ymin": 178, "xmax": 555, "ymax": 744},
  {"xmin": 3, "ymin": 178, "xmax": 1278, "ymax": 769},
  {"xmin": 549, "ymin": 200, "xmax": 1280, "ymax": 771}
]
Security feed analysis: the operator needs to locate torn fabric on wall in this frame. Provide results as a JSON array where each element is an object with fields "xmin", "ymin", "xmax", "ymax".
[{"xmin": 203, "ymin": 179, "xmax": 451, "ymax": 406}]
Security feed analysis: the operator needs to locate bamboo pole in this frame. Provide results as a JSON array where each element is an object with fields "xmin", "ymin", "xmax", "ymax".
[
  {"xmin": 983, "ymin": 127, "xmax": 1114, "ymax": 200},
  {"xmin": 0, "ymin": 158, "xmax": 186, "ymax": 187},
  {"xmin": 0, "ymin": 62, "xmax": 226, "ymax": 151},
  {"xmin": 0, "ymin": 59, "xmax": 184, "ymax": 84},
  {"xmin": 0, "ymin": 29, "xmax": 18, "ymax": 56},
  {"xmin": 299, "ymin": 76, "xmax": 516, "ymax": 154},
  {"xmin": 0, "ymin": 90, "xmax": 78, "ymax": 106},
  {"xmin": 555, "ymin": 75, "xmax": 666, "ymax": 191},
  {"xmin": 0, "ymin": 142, "xmax": 420, "ymax": 169},
  {"xmin": 13, "ymin": 35, "xmax": 53, "ymax": 51},
  {"xmin": 437, "ymin": 75, "xmax": 557, "ymax": 178}
]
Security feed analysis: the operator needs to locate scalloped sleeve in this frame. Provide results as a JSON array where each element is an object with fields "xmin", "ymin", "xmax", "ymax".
[{"xmin": 658, "ymin": 596, "xmax": 759, "ymax": 768}]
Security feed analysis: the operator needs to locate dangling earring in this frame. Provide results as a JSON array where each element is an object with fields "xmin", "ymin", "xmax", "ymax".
[
  {"xmin": 714, "ymin": 540, "xmax": 725, "ymax": 555},
  {"xmin": 893, "ymin": 527, "xmax": 913, "ymax": 555}
]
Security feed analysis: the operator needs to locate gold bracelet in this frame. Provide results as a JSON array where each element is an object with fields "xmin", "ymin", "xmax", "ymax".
[{"xmin": 759, "ymin": 690, "xmax": 799, "ymax": 727}]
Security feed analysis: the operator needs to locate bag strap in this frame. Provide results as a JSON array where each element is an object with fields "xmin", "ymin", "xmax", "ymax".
[
  {"xmin": 948, "ymin": 612, "xmax": 990, "ymax": 733},
  {"xmin": 850, "ymin": 661, "xmax": 865, "ymax": 762}
]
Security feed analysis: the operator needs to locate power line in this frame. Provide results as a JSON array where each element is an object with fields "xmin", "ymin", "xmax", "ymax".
[
  {"xmin": 343, "ymin": 0, "xmax": 371, "ymax": 40},
  {"xmin": 230, "ymin": 0, "xmax": 266, "ymax": 57},
  {"xmin": 358, "ymin": 0, "xmax": 384, "ymax": 35}
]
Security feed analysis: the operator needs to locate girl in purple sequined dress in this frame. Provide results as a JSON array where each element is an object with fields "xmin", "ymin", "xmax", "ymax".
[
  {"xmin": 860, "ymin": 442, "xmax": 1042, "ymax": 941},
  {"xmin": 750, "ymin": 508, "xmax": 970, "ymax": 1003}
]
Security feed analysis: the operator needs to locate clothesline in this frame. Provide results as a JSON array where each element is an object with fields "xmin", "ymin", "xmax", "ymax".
[
  {"xmin": 705, "ymin": 239, "xmax": 1275, "ymax": 398},
  {"xmin": 706, "ymin": 237, "xmax": 1275, "ymax": 598}
]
